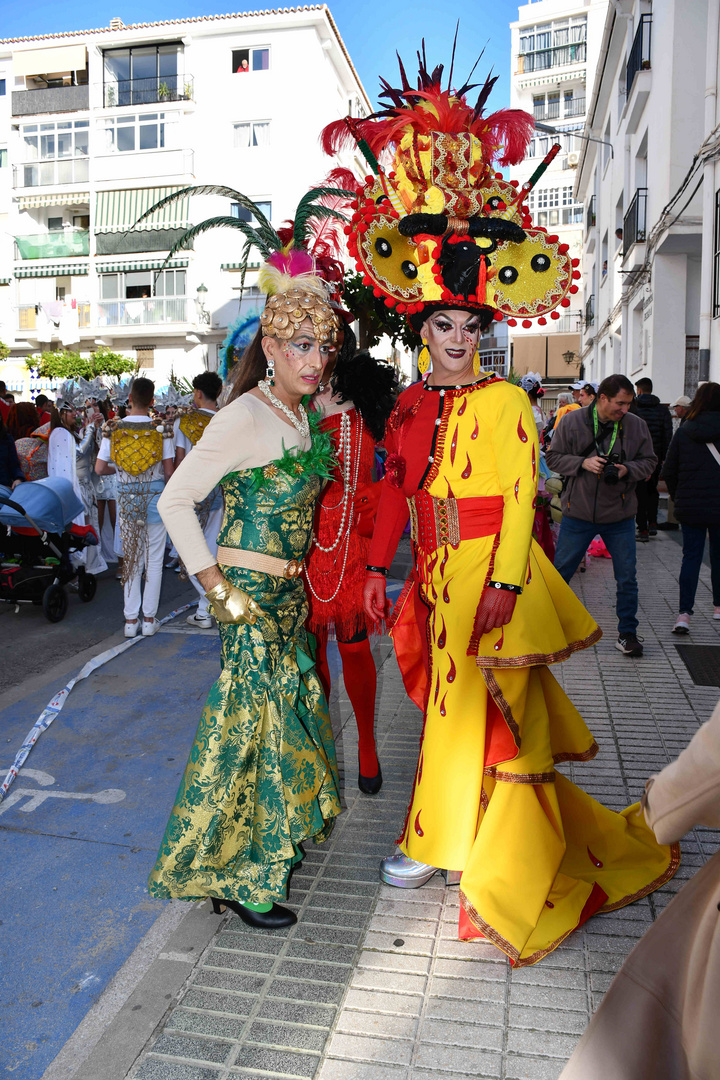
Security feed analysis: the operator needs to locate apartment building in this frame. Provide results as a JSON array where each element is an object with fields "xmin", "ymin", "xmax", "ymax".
[
  {"xmin": 508, "ymin": 0, "xmax": 608, "ymax": 401},
  {"xmin": 575, "ymin": 0, "xmax": 720, "ymax": 398},
  {"xmin": 0, "ymin": 7, "xmax": 369, "ymax": 392}
]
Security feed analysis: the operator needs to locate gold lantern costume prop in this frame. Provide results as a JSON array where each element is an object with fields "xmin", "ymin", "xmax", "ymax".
[{"xmin": 329, "ymin": 50, "xmax": 680, "ymax": 966}]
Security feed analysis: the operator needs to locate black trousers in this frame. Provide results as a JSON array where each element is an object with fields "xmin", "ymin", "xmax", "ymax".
[{"xmin": 635, "ymin": 463, "xmax": 662, "ymax": 531}]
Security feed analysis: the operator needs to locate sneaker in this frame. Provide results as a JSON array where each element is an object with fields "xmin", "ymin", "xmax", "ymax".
[
  {"xmin": 124, "ymin": 621, "xmax": 139, "ymax": 638},
  {"xmin": 187, "ymin": 611, "xmax": 213, "ymax": 629},
  {"xmin": 164, "ymin": 557, "xmax": 179, "ymax": 570},
  {"xmin": 616, "ymin": 633, "xmax": 644, "ymax": 657},
  {"xmin": 672, "ymin": 614, "xmax": 691, "ymax": 635},
  {"xmin": 648, "ymin": 524, "xmax": 658, "ymax": 536},
  {"xmin": 142, "ymin": 617, "xmax": 161, "ymax": 637},
  {"xmin": 713, "ymin": 607, "xmax": 720, "ymax": 621},
  {"xmin": 636, "ymin": 531, "xmax": 649, "ymax": 543}
]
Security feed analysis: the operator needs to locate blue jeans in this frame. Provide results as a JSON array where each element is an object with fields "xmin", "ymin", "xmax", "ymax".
[
  {"xmin": 679, "ymin": 524, "xmax": 720, "ymax": 614},
  {"xmin": 554, "ymin": 516, "xmax": 639, "ymax": 634}
]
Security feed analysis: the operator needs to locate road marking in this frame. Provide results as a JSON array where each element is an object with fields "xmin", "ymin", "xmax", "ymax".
[{"xmin": 0, "ymin": 769, "xmax": 125, "ymax": 816}]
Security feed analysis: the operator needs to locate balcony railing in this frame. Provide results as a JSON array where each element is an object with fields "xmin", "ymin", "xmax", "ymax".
[
  {"xmin": 103, "ymin": 74, "xmax": 194, "ymax": 108},
  {"xmin": 97, "ymin": 298, "xmax": 188, "ymax": 326},
  {"xmin": 585, "ymin": 194, "xmax": 596, "ymax": 236},
  {"xmin": 627, "ymin": 15, "xmax": 652, "ymax": 98},
  {"xmin": 534, "ymin": 101, "xmax": 561, "ymax": 121},
  {"xmin": 14, "ymin": 158, "xmax": 89, "ymax": 189},
  {"xmin": 585, "ymin": 294, "xmax": 595, "ymax": 328},
  {"xmin": 477, "ymin": 349, "xmax": 508, "ymax": 378},
  {"xmin": 12, "ymin": 84, "xmax": 89, "ymax": 117},
  {"xmin": 564, "ymin": 97, "xmax": 586, "ymax": 117},
  {"xmin": 518, "ymin": 41, "xmax": 587, "ymax": 74},
  {"xmin": 15, "ymin": 230, "xmax": 90, "ymax": 260},
  {"xmin": 623, "ymin": 187, "xmax": 648, "ymax": 257},
  {"xmin": 18, "ymin": 303, "xmax": 91, "ymax": 332}
]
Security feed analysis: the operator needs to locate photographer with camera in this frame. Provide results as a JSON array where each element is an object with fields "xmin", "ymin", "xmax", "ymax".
[{"xmin": 547, "ymin": 374, "xmax": 657, "ymax": 658}]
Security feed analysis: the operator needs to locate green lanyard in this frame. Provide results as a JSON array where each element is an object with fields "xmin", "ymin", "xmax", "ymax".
[{"xmin": 591, "ymin": 404, "xmax": 619, "ymax": 457}]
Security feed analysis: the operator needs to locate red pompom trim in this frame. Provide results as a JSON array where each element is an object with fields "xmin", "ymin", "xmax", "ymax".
[
  {"xmin": 493, "ymin": 309, "xmax": 504, "ymax": 321},
  {"xmin": 507, "ymin": 318, "xmax": 517, "ymax": 326},
  {"xmin": 560, "ymin": 298, "xmax": 570, "ymax": 307},
  {"xmin": 550, "ymin": 311, "xmax": 560, "ymax": 320}
]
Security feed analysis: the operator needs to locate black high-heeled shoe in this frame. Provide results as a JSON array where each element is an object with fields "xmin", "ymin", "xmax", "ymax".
[
  {"xmin": 358, "ymin": 756, "xmax": 382, "ymax": 795},
  {"xmin": 211, "ymin": 897, "xmax": 297, "ymax": 929}
]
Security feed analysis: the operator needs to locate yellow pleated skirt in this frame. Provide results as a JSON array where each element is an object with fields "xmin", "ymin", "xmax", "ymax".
[{"xmin": 390, "ymin": 537, "xmax": 680, "ymax": 967}]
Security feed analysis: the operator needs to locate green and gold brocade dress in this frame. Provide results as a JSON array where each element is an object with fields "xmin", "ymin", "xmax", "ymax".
[{"xmin": 148, "ymin": 441, "xmax": 342, "ymax": 906}]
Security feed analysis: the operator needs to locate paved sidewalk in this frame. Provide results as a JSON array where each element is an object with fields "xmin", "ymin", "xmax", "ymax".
[{"xmin": 66, "ymin": 535, "xmax": 720, "ymax": 1079}]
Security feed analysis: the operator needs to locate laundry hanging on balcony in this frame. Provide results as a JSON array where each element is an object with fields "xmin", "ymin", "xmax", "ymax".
[{"xmin": 95, "ymin": 187, "xmax": 191, "ymax": 232}]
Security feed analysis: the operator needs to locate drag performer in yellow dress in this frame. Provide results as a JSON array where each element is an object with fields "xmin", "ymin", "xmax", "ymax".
[{"xmin": 324, "ymin": 50, "xmax": 680, "ymax": 966}]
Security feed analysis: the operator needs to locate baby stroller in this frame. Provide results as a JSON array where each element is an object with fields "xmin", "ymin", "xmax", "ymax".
[{"xmin": 0, "ymin": 477, "xmax": 99, "ymax": 622}]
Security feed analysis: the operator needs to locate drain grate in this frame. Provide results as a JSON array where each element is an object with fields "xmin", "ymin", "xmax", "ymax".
[{"xmin": 674, "ymin": 644, "xmax": 720, "ymax": 687}]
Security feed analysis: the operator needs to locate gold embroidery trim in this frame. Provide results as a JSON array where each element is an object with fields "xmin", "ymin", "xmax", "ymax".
[
  {"xmin": 484, "ymin": 767, "xmax": 556, "ymax": 784},
  {"xmin": 598, "ymin": 841, "xmax": 681, "ymax": 912},
  {"xmin": 482, "ymin": 668, "xmax": 522, "ymax": 751},
  {"xmin": 474, "ymin": 626, "xmax": 603, "ymax": 668}
]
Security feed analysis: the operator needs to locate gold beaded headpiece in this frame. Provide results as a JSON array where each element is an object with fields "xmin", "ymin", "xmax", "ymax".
[{"xmin": 258, "ymin": 252, "xmax": 340, "ymax": 346}]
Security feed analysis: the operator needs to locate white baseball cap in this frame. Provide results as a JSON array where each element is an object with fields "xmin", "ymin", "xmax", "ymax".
[
  {"xmin": 671, "ymin": 395, "xmax": 691, "ymax": 408},
  {"xmin": 569, "ymin": 381, "xmax": 584, "ymax": 390}
]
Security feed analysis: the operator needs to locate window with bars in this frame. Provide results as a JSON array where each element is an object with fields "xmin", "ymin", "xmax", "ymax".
[
  {"xmin": 518, "ymin": 17, "xmax": 587, "ymax": 72},
  {"xmin": 233, "ymin": 121, "xmax": 270, "ymax": 148}
]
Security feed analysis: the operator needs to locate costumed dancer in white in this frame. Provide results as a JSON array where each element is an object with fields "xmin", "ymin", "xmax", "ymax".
[
  {"xmin": 95, "ymin": 377, "xmax": 174, "ymax": 637},
  {"xmin": 173, "ymin": 371, "xmax": 224, "ymax": 629},
  {"xmin": 48, "ymin": 380, "xmax": 108, "ymax": 575}
]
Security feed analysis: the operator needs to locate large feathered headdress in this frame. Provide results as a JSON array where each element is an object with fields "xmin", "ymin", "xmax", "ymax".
[{"xmin": 322, "ymin": 45, "xmax": 579, "ymax": 331}]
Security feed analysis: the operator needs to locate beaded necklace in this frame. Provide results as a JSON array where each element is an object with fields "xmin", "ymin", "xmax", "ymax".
[
  {"xmin": 305, "ymin": 409, "xmax": 362, "ymax": 604},
  {"xmin": 258, "ymin": 379, "xmax": 310, "ymax": 439}
]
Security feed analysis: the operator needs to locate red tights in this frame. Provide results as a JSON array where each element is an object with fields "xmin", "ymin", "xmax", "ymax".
[{"xmin": 316, "ymin": 634, "xmax": 379, "ymax": 777}]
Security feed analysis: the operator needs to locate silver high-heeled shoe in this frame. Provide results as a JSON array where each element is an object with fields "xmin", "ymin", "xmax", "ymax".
[{"xmin": 380, "ymin": 853, "xmax": 461, "ymax": 888}]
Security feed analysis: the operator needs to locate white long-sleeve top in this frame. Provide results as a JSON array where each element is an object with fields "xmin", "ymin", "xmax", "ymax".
[{"xmin": 157, "ymin": 393, "xmax": 310, "ymax": 577}]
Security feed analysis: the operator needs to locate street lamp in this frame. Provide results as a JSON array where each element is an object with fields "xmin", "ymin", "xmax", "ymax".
[
  {"xmin": 195, "ymin": 283, "xmax": 210, "ymax": 326},
  {"xmin": 563, "ymin": 349, "xmax": 577, "ymax": 366}
]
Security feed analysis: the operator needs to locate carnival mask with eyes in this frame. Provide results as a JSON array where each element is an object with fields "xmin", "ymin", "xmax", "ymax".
[{"xmin": 347, "ymin": 174, "xmax": 578, "ymax": 322}]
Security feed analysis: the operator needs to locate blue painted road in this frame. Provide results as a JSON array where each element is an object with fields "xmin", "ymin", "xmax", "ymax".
[
  {"xmin": 0, "ymin": 590, "xmax": 393, "ymax": 1079},
  {"xmin": 1, "ymin": 628, "xmax": 223, "ymax": 1080}
]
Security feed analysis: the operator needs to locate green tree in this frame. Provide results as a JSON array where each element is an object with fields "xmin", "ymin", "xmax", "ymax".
[
  {"xmin": 27, "ymin": 348, "xmax": 134, "ymax": 380},
  {"xmin": 342, "ymin": 272, "xmax": 419, "ymax": 352},
  {"xmin": 0, "ymin": 341, "xmax": 10, "ymax": 363}
]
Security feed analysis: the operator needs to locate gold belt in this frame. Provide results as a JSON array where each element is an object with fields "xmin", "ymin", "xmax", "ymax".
[{"xmin": 216, "ymin": 545, "xmax": 303, "ymax": 579}]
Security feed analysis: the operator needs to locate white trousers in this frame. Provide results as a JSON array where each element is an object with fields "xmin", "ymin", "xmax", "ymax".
[
  {"xmin": 189, "ymin": 504, "xmax": 224, "ymax": 617},
  {"xmin": 123, "ymin": 520, "xmax": 167, "ymax": 621}
]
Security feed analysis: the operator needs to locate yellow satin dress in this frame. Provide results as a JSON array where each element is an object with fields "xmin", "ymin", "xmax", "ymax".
[{"xmin": 371, "ymin": 376, "xmax": 679, "ymax": 966}]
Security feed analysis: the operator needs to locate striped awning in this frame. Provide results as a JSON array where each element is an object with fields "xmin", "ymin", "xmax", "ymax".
[
  {"xmin": 16, "ymin": 192, "xmax": 90, "ymax": 209},
  {"xmin": 96, "ymin": 258, "xmax": 189, "ymax": 273},
  {"xmin": 0, "ymin": 278, "xmax": 10, "ymax": 286},
  {"xmin": 221, "ymin": 262, "xmax": 261, "ymax": 270},
  {"xmin": 95, "ymin": 188, "xmax": 190, "ymax": 233},
  {"xmin": 15, "ymin": 263, "xmax": 89, "ymax": 278}
]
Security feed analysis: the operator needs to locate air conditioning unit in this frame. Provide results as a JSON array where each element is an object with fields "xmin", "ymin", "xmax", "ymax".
[{"xmin": 567, "ymin": 151, "xmax": 580, "ymax": 168}]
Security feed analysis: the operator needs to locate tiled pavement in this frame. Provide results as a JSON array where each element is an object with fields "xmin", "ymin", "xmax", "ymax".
[{"xmin": 127, "ymin": 533, "xmax": 720, "ymax": 1080}]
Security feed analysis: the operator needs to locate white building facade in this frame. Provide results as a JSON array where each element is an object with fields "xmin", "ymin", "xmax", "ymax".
[
  {"xmin": 575, "ymin": 0, "xmax": 720, "ymax": 398},
  {"xmin": 0, "ymin": 6, "xmax": 370, "ymax": 393},
  {"xmin": 509, "ymin": 0, "xmax": 608, "ymax": 399}
]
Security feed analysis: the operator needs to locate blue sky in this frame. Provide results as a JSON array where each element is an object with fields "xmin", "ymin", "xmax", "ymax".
[{"xmin": 1, "ymin": 0, "xmax": 522, "ymax": 112}]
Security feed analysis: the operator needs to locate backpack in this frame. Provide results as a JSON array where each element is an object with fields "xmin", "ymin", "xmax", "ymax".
[{"xmin": 15, "ymin": 422, "xmax": 50, "ymax": 481}]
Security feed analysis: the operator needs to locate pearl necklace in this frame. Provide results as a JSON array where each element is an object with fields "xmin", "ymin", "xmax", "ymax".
[
  {"xmin": 258, "ymin": 380, "xmax": 310, "ymax": 439},
  {"xmin": 305, "ymin": 409, "xmax": 362, "ymax": 604}
]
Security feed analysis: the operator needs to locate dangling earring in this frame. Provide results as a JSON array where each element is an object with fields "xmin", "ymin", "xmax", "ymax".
[
  {"xmin": 417, "ymin": 338, "xmax": 430, "ymax": 376},
  {"xmin": 265, "ymin": 357, "xmax": 275, "ymax": 386},
  {"xmin": 317, "ymin": 382, "xmax": 326, "ymax": 393},
  {"xmin": 472, "ymin": 350, "xmax": 481, "ymax": 377}
]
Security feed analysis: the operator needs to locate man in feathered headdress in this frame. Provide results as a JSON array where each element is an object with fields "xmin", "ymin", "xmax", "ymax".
[{"xmin": 328, "ymin": 47, "xmax": 679, "ymax": 967}]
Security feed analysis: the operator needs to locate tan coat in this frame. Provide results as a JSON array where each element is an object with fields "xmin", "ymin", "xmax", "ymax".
[{"xmin": 559, "ymin": 699, "xmax": 720, "ymax": 1080}]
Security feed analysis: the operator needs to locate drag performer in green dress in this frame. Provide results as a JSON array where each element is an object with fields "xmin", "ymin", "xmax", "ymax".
[{"xmin": 148, "ymin": 252, "xmax": 343, "ymax": 929}]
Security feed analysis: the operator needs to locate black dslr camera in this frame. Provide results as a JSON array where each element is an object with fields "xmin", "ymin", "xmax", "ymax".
[{"xmin": 601, "ymin": 453, "xmax": 622, "ymax": 485}]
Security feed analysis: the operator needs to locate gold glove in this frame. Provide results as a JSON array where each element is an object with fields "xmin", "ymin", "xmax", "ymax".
[{"xmin": 204, "ymin": 579, "xmax": 266, "ymax": 625}]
